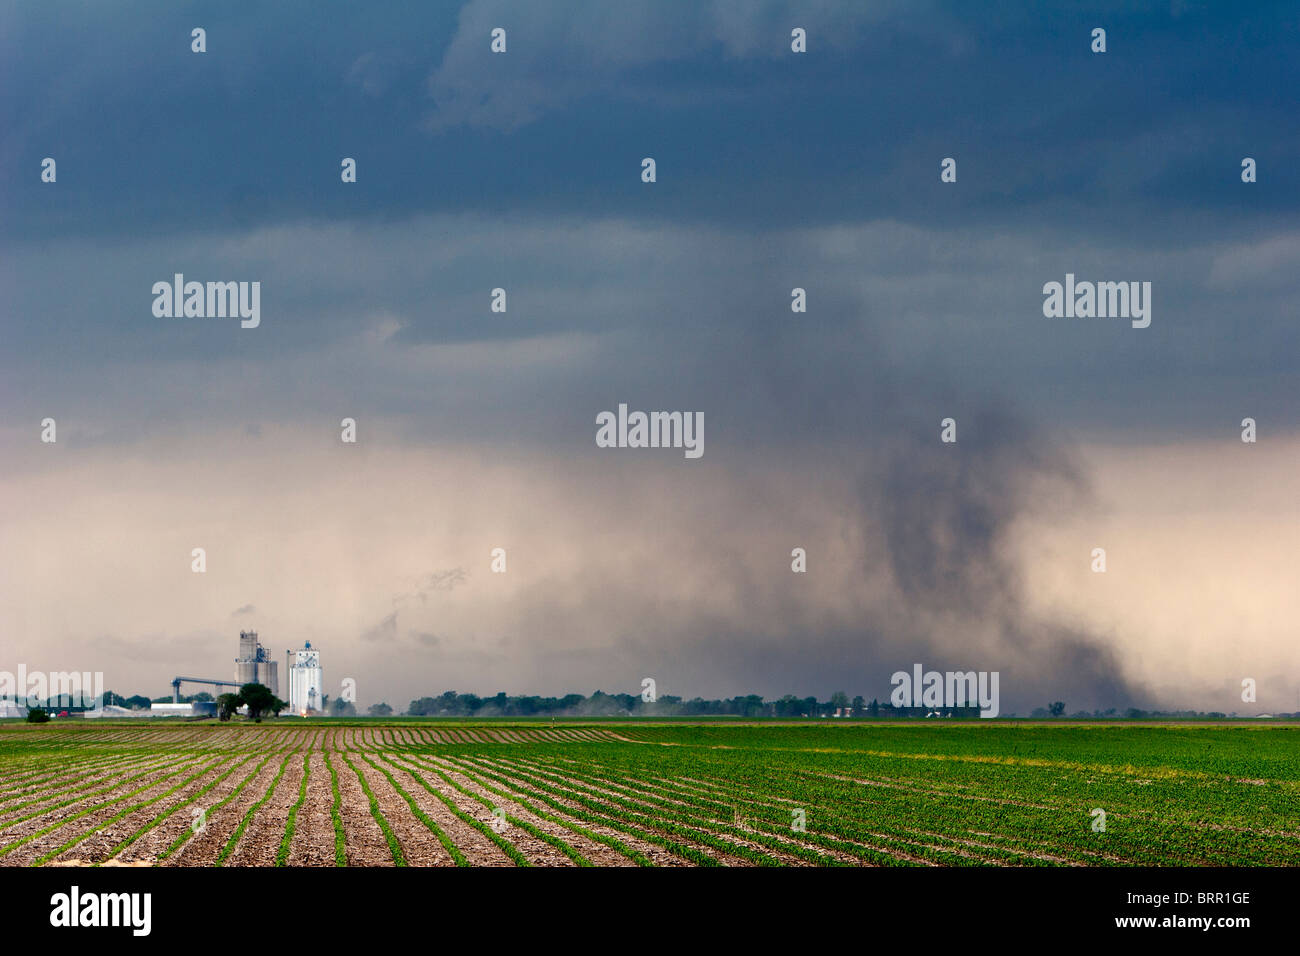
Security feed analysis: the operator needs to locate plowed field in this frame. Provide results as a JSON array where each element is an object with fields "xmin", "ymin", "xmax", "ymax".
[{"xmin": 2, "ymin": 721, "xmax": 1296, "ymax": 866}]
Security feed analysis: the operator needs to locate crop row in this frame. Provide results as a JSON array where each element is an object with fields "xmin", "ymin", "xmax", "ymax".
[{"xmin": 1, "ymin": 724, "xmax": 1295, "ymax": 866}]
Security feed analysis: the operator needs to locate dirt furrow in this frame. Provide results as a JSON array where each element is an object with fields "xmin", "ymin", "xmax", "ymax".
[
  {"xmin": 287, "ymin": 753, "xmax": 337, "ymax": 865},
  {"xmin": 470, "ymin": 757, "xmax": 750, "ymax": 866},
  {"xmin": 0, "ymin": 757, "xmax": 200, "ymax": 863},
  {"xmin": 331, "ymin": 752, "xmax": 395, "ymax": 866},
  {"xmin": 381, "ymin": 757, "xmax": 515, "ymax": 866},
  {"xmin": 110, "ymin": 757, "xmax": 259, "ymax": 865},
  {"xmin": 349, "ymin": 754, "xmax": 456, "ymax": 865},
  {"xmin": 224, "ymin": 753, "xmax": 307, "ymax": 866},
  {"xmin": 164, "ymin": 755, "xmax": 287, "ymax": 866},
  {"xmin": 451, "ymin": 756, "xmax": 690, "ymax": 865},
  {"xmin": 50, "ymin": 757, "xmax": 239, "ymax": 865},
  {"xmin": 384, "ymin": 755, "xmax": 575, "ymax": 866},
  {"xmin": 431, "ymin": 756, "xmax": 642, "ymax": 866}
]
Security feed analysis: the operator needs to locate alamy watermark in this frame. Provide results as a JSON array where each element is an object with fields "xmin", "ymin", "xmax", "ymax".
[
  {"xmin": 1042, "ymin": 273, "xmax": 1151, "ymax": 329},
  {"xmin": 152, "ymin": 274, "xmax": 260, "ymax": 329},
  {"xmin": 0, "ymin": 667, "xmax": 104, "ymax": 710},
  {"xmin": 50, "ymin": 886, "xmax": 151, "ymax": 936},
  {"xmin": 595, "ymin": 403, "xmax": 703, "ymax": 459},
  {"xmin": 890, "ymin": 663, "xmax": 1000, "ymax": 718}
]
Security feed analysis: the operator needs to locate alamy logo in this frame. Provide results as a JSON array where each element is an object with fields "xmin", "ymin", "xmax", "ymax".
[
  {"xmin": 0, "ymin": 667, "xmax": 103, "ymax": 710},
  {"xmin": 152, "ymin": 274, "xmax": 260, "ymax": 328},
  {"xmin": 1042, "ymin": 273, "xmax": 1151, "ymax": 328},
  {"xmin": 596, "ymin": 403, "xmax": 703, "ymax": 459},
  {"xmin": 890, "ymin": 663, "xmax": 1000, "ymax": 718},
  {"xmin": 50, "ymin": 886, "xmax": 151, "ymax": 936}
]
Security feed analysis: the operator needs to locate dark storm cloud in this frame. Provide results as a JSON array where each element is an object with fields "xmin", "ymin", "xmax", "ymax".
[
  {"xmin": 2, "ymin": 1, "xmax": 1296, "ymax": 243},
  {"xmin": 487, "ymin": 402, "xmax": 1146, "ymax": 713},
  {"xmin": 872, "ymin": 407, "xmax": 1078, "ymax": 614},
  {"xmin": 2, "ymin": 215, "xmax": 1296, "ymax": 450},
  {"xmin": 867, "ymin": 406, "xmax": 1144, "ymax": 710}
]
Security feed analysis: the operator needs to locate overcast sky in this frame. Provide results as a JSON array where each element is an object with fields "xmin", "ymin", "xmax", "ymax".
[{"xmin": 1, "ymin": 1, "xmax": 1297, "ymax": 714}]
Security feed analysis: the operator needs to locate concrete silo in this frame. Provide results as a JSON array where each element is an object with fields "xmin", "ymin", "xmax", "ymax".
[
  {"xmin": 235, "ymin": 631, "xmax": 259, "ymax": 686},
  {"xmin": 287, "ymin": 642, "xmax": 324, "ymax": 715},
  {"xmin": 234, "ymin": 630, "xmax": 279, "ymax": 697}
]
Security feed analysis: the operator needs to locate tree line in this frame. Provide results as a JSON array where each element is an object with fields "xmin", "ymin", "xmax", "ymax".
[
  {"xmin": 18, "ymin": 689, "xmax": 1254, "ymax": 721},
  {"xmin": 408, "ymin": 690, "xmax": 916, "ymax": 718}
]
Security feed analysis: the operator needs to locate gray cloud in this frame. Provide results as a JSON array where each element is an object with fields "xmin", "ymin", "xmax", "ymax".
[
  {"xmin": 360, "ymin": 568, "xmax": 469, "ymax": 645},
  {"xmin": 866, "ymin": 406, "xmax": 1144, "ymax": 709},
  {"xmin": 361, "ymin": 611, "xmax": 399, "ymax": 644},
  {"xmin": 423, "ymin": 0, "xmax": 926, "ymax": 131},
  {"xmin": 5, "ymin": 215, "xmax": 1295, "ymax": 457}
]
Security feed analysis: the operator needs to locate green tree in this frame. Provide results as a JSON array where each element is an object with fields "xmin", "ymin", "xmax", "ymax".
[
  {"xmin": 26, "ymin": 707, "xmax": 49, "ymax": 724},
  {"xmin": 1048, "ymin": 701, "xmax": 1066, "ymax": 717},
  {"xmin": 367, "ymin": 702, "xmax": 393, "ymax": 717},
  {"xmin": 238, "ymin": 683, "xmax": 277, "ymax": 722},
  {"xmin": 830, "ymin": 691, "xmax": 850, "ymax": 714},
  {"xmin": 774, "ymin": 694, "xmax": 801, "ymax": 718},
  {"xmin": 216, "ymin": 693, "xmax": 240, "ymax": 721}
]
